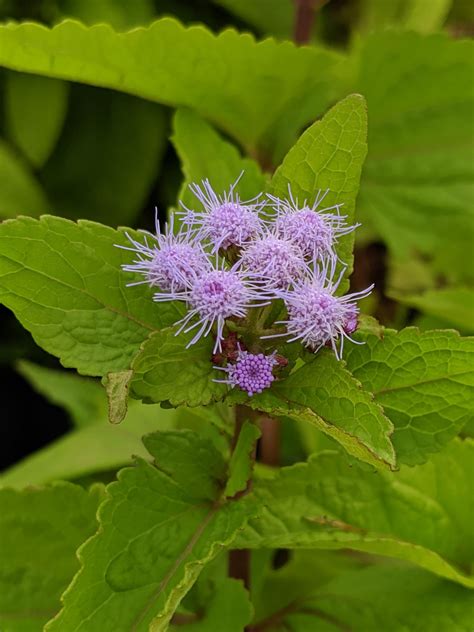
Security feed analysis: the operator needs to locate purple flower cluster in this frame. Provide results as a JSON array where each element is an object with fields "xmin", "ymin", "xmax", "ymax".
[{"xmin": 120, "ymin": 175, "xmax": 372, "ymax": 396}]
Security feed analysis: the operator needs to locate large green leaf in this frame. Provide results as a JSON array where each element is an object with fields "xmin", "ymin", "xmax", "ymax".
[
  {"xmin": 57, "ymin": 0, "xmax": 155, "ymax": 30},
  {"xmin": 212, "ymin": 0, "xmax": 294, "ymax": 38},
  {"xmin": 46, "ymin": 431, "xmax": 256, "ymax": 632},
  {"xmin": 258, "ymin": 563, "xmax": 474, "ymax": 632},
  {"xmin": 231, "ymin": 349, "xmax": 395, "ymax": 470},
  {"xmin": 41, "ymin": 84, "xmax": 168, "ymax": 226},
  {"xmin": 0, "ymin": 483, "xmax": 103, "ymax": 632},
  {"xmin": 236, "ymin": 438, "xmax": 474, "ymax": 588},
  {"xmin": 355, "ymin": 32, "xmax": 474, "ymax": 282},
  {"xmin": 131, "ymin": 329, "xmax": 227, "ymax": 408},
  {"xmin": 269, "ymin": 94, "xmax": 368, "ymax": 291},
  {"xmin": 4, "ymin": 72, "xmax": 69, "ymax": 168},
  {"xmin": 0, "ymin": 18, "xmax": 343, "ymax": 158},
  {"xmin": 0, "ymin": 215, "xmax": 183, "ymax": 376},
  {"xmin": 172, "ymin": 108, "xmax": 266, "ymax": 209},
  {"xmin": 345, "ymin": 327, "xmax": 474, "ymax": 464},
  {"xmin": 0, "ymin": 139, "xmax": 49, "ymax": 219},
  {"xmin": 389, "ymin": 287, "xmax": 474, "ymax": 334}
]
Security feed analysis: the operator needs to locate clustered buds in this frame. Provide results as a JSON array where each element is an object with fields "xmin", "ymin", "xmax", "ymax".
[{"xmin": 119, "ymin": 174, "xmax": 373, "ymax": 397}]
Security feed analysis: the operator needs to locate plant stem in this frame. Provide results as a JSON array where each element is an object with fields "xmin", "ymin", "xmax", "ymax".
[
  {"xmin": 258, "ymin": 414, "xmax": 280, "ymax": 467},
  {"xmin": 293, "ymin": 0, "xmax": 320, "ymax": 44},
  {"xmin": 228, "ymin": 405, "xmax": 254, "ymax": 591}
]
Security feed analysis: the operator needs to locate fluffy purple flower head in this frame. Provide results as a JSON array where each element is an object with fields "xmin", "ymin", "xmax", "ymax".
[
  {"xmin": 179, "ymin": 175, "xmax": 263, "ymax": 252},
  {"xmin": 119, "ymin": 213, "xmax": 209, "ymax": 293},
  {"xmin": 268, "ymin": 187, "xmax": 357, "ymax": 261},
  {"xmin": 266, "ymin": 260, "xmax": 373, "ymax": 359},
  {"xmin": 154, "ymin": 262, "xmax": 273, "ymax": 352},
  {"xmin": 240, "ymin": 233, "xmax": 308, "ymax": 289},
  {"xmin": 215, "ymin": 349, "xmax": 277, "ymax": 396}
]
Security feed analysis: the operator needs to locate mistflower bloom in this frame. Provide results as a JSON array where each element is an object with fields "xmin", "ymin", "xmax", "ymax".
[
  {"xmin": 268, "ymin": 187, "xmax": 357, "ymax": 261},
  {"xmin": 214, "ymin": 349, "xmax": 278, "ymax": 396},
  {"xmin": 119, "ymin": 214, "xmax": 209, "ymax": 293},
  {"xmin": 266, "ymin": 260, "xmax": 373, "ymax": 359},
  {"xmin": 240, "ymin": 233, "xmax": 308, "ymax": 289},
  {"xmin": 179, "ymin": 175, "xmax": 263, "ymax": 252},
  {"xmin": 154, "ymin": 263, "xmax": 272, "ymax": 352}
]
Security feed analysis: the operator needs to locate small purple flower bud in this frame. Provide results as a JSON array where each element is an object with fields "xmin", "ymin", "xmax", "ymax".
[
  {"xmin": 240, "ymin": 233, "xmax": 308, "ymax": 289},
  {"xmin": 118, "ymin": 213, "xmax": 209, "ymax": 292},
  {"xmin": 264, "ymin": 260, "xmax": 373, "ymax": 359},
  {"xmin": 179, "ymin": 175, "xmax": 263, "ymax": 252},
  {"xmin": 215, "ymin": 349, "xmax": 278, "ymax": 397},
  {"xmin": 155, "ymin": 263, "xmax": 272, "ymax": 352},
  {"xmin": 268, "ymin": 187, "xmax": 357, "ymax": 261}
]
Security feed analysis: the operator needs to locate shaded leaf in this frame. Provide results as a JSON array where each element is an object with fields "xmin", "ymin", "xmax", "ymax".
[
  {"xmin": 225, "ymin": 421, "xmax": 260, "ymax": 498},
  {"xmin": 0, "ymin": 139, "xmax": 49, "ymax": 219},
  {"xmin": 356, "ymin": 32, "xmax": 474, "ymax": 282},
  {"xmin": 4, "ymin": 72, "xmax": 69, "ymax": 168},
  {"xmin": 0, "ymin": 483, "xmax": 103, "ymax": 632}
]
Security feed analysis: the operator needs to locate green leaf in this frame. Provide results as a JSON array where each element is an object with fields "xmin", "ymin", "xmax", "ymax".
[
  {"xmin": 389, "ymin": 287, "xmax": 474, "ymax": 334},
  {"xmin": 260, "ymin": 564, "xmax": 474, "ymax": 632},
  {"xmin": 0, "ymin": 139, "xmax": 49, "ymax": 219},
  {"xmin": 0, "ymin": 215, "xmax": 183, "ymax": 376},
  {"xmin": 357, "ymin": 0, "xmax": 452, "ymax": 34},
  {"xmin": 269, "ymin": 94, "xmax": 368, "ymax": 292},
  {"xmin": 0, "ymin": 18, "xmax": 343, "ymax": 158},
  {"xmin": 41, "ymin": 85, "xmax": 168, "ymax": 226},
  {"xmin": 236, "ymin": 438, "xmax": 474, "ymax": 588},
  {"xmin": 46, "ymin": 431, "xmax": 256, "ymax": 632},
  {"xmin": 170, "ymin": 578, "xmax": 253, "ymax": 632},
  {"xmin": 105, "ymin": 370, "xmax": 134, "ymax": 424},
  {"xmin": 0, "ymin": 483, "xmax": 103, "ymax": 632},
  {"xmin": 345, "ymin": 327, "xmax": 474, "ymax": 465},
  {"xmin": 225, "ymin": 421, "xmax": 261, "ymax": 498},
  {"xmin": 172, "ymin": 108, "xmax": 266, "ymax": 209},
  {"xmin": 131, "ymin": 328, "xmax": 227, "ymax": 407},
  {"xmin": 4, "ymin": 72, "xmax": 68, "ymax": 168},
  {"xmin": 231, "ymin": 349, "xmax": 396, "ymax": 470},
  {"xmin": 355, "ymin": 32, "xmax": 474, "ymax": 282},
  {"xmin": 0, "ymin": 392, "xmax": 178, "ymax": 489},
  {"xmin": 17, "ymin": 360, "xmax": 103, "ymax": 428}
]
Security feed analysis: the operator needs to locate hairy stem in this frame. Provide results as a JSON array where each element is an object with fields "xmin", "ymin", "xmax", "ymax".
[
  {"xmin": 258, "ymin": 414, "xmax": 280, "ymax": 467},
  {"xmin": 293, "ymin": 0, "xmax": 326, "ymax": 44}
]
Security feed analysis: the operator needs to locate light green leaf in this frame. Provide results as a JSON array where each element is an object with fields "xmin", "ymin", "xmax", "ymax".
[
  {"xmin": 357, "ymin": 0, "xmax": 452, "ymax": 34},
  {"xmin": 403, "ymin": 0, "xmax": 452, "ymax": 33},
  {"xmin": 105, "ymin": 370, "xmax": 134, "ymax": 424},
  {"xmin": 46, "ymin": 431, "xmax": 256, "ymax": 632},
  {"xmin": 389, "ymin": 287, "xmax": 474, "ymax": 334},
  {"xmin": 0, "ymin": 215, "xmax": 183, "ymax": 376},
  {"xmin": 0, "ymin": 395, "xmax": 178, "ymax": 489},
  {"xmin": 356, "ymin": 32, "xmax": 474, "ymax": 282},
  {"xmin": 236, "ymin": 438, "xmax": 474, "ymax": 588},
  {"xmin": 172, "ymin": 108, "xmax": 266, "ymax": 209},
  {"xmin": 0, "ymin": 139, "xmax": 49, "ymax": 219},
  {"xmin": 17, "ymin": 360, "xmax": 103, "ymax": 428},
  {"xmin": 0, "ymin": 483, "xmax": 103, "ymax": 632},
  {"xmin": 131, "ymin": 328, "xmax": 227, "ymax": 407},
  {"xmin": 231, "ymin": 349, "xmax": 395, "ymax": 470},
  {"xmin": 41, "ymin": 85, "xmax": 168, "ymax": 226},
  {"xmin": 261, "ymin": 564, "xmax": 474, "ymax": 632},
  {"xmin": 225, "ymin": 421, "xmax": 261, "ymax": 498},
  {"xmin": 0, "ymin": 18, "xmax": 343, "ymax": 158},
  {"xmin": 170, "ymin": 578, "xmax": 253, "ymax": 632},
  {"xmin": 4, "ymin": 72, "xmax": 68, "ymax": 168},
  {"xmin": 269, "ymin": 94, "xmax": 368, "ymax": 292},
  {"xmin": 345, "ymin": 327, "xmax": 474, "ymax": 464}
]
